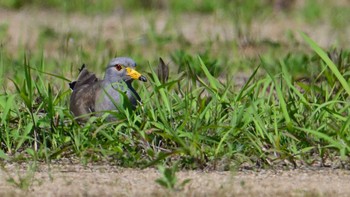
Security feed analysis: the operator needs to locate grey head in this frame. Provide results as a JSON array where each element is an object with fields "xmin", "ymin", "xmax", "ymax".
[
  {"xmin": 93, "ymin": 57, "xmax": 147, "ymax": 117},
  {"xmin": 104, "ymin": 57, "xmax": 147, "ymax": 83}
]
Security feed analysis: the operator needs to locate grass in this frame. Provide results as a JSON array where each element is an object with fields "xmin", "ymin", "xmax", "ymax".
[
  {"xmin": 1, "ymin": 37, "xmax": 350, "ymax": 169},
  {"xmin": 0, "ymin": 0, "xmax": 350, "ymax": 173},
  {"xmin": 155, "ymin": 162, "xmax": 191, "ymax": 191}
]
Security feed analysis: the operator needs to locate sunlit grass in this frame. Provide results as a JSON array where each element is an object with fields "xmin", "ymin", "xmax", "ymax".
[
  {"xmin": 0, "ymin": 32, "xmax": 350, "ymax": 170},
  {"xmin": 0, "ymin": 1, "xmax": 350, "ymax": 171}
]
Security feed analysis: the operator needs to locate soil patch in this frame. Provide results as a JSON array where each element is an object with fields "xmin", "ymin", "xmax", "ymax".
[{"xmin": 1, "ymin": 164, "xmax": 350, "ymax": 196}]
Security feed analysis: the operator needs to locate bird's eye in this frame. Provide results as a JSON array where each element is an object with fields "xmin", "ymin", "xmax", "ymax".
[{"xmin": 115, "ymin": 64, "xmax": 122, "ymax": 71}]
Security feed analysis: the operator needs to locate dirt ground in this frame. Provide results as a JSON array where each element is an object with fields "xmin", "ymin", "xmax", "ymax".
[
  {"xmin": 0, "ymin": 163, "xmax": 350, "ymax": 197},
  {"xmin": 0, "ymin": 6, "xmax": 347, "ymax": 57}
]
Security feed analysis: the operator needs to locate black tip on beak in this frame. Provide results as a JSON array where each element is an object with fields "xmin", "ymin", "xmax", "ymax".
[{"xmin": 139, "ymin": 75, "xmax": 147, "ymax": 82}]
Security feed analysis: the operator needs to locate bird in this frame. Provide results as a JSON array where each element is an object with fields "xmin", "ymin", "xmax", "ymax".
[{"xmin": 69, "ymin": 57, "xmax": 147, "ymax": 121}]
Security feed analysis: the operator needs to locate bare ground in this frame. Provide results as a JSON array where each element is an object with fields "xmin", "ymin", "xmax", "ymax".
[
  {"xmin": 1, "ymin": 6, "xmax": 349, "ymax": 58},
  {"xmin": 1, "ymin": 163, "xmax": 350, "ymax": 197}
]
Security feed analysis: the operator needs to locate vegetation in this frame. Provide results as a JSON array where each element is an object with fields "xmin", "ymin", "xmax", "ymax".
[
  {"xmin": 1, "ymin": 0, "xmax": 350, "ymax": 173},
  {"xmin": 155, "ymin": 163, "xmax": 191, "ymax": 190}
]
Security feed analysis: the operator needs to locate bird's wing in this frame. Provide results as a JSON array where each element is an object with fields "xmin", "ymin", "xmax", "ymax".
[
  {"xmin": 69, "ymin": 66, "xmax": 101, "ymax": 119},
  {"xmin": 72, "ymin": 66, "xmax": 99, "ymax": 90}
]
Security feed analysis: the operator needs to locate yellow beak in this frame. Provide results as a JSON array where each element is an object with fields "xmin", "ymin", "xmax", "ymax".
[{"xmin": 126, "ymin": 67, "xmax": 147, "ymax": 82}]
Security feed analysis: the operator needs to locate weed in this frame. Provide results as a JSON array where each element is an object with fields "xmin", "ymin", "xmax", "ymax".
[
  {"xmin": 155, "ymin": 163, "xmax": 191, "ymax": 191},
  {"xmin": 1, "ymin": 162, "xmax": 39, "ymax": 190}
]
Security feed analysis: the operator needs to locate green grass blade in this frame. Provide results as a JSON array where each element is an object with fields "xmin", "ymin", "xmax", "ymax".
[
  {"xmin": 0, "ymin": 149, "xmax": 8, "ymax": 160},
  {"xmin": 29, "ymin": 66, "xmax": 71, "ymax": 82},
  {"xmin": 1, "ymin": 95, "xmax": 15, "ymax": 126},
  {"xmin": 148, "ymin": 64, "xmax": 172, "ymax": 114},
  {"xmin": 198, "ymin": 56, "xmax": 222, "ymax": 91},
  {"xmin": 214, "ymin": 128, "xmax": 234, "ymax": 157},
  {"xmin": 235, "ymin": 65, "xmax": 260, "ymax": 102},
  {"xmin": 280, "ymin": 60, "xmax": 309, "ymax": 105},
  {"xmin": 295, "ymin": 126, "xmax": 349, "ymax": 152},
  {"xmin": 301, "ymin": 32, "xmax": 350, "ymax": 97},
  {"xmin": 261, "ymin": 58, "xmax": 292, "ymax": 127}
]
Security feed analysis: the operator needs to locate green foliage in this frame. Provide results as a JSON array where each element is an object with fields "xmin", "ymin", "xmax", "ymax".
[
  {"xmin": 1, "ymin": 162, "xmax": 39, "ymax": 190},
  {"xmin": 1, "ymin": 0, "xmax": 350, "ymax": 173},
  {"xmin": 171, "ymin": 50, "xmax": 222, "ymax": 77},
  {"xmin": 227, "ymin": 0, "xmax": 271, "ymax": 41},
  {"xmin": 0, "ymin": 0, "xmax": 223, "ymax": 14},
  {"xmin": 122, "ymin": 0, "xmax": 221, "ymax": 13},
  {"xmin": 301, "ymin": 0, "xmax": 322, "ymax": 23},
  {"xmin": 1, "ymin": 40, "xmax": 350, "ymax": 169},
  {"xmin": 155, "ymin": 163, "xmax": 191, "ymax": 191},
  {"xmin": 0, "ymin": 0, "xmax": 116, "ymax": 14},
  {"xmin": 301, "ymin": 32, "xmax": 350, "ymax": 96}
]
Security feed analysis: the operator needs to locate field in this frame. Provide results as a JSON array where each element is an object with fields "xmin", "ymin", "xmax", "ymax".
[{"xmin": 1, "ymin": 0, "xmax": 350, "ymax": 196}]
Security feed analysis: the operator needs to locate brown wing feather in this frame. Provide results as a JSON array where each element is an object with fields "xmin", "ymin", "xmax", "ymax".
[
  {"xmin": 73, "ymin": 67, "xmax": 99, "ymax": 89},
  {"xmin": 70, "ymin": 67, "xmax": 101, "ymax": 120}
]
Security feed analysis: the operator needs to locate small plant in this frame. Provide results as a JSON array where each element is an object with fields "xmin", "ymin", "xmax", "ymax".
[
  {"xmin": 1, "ymin": 162, "xmax": 40, "ymax": 190},
  {"xmin": 155, "ymin": 163, "xmax": 191, "ymax": 191}
]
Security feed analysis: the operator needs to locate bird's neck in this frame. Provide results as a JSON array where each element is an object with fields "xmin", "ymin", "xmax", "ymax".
[
  {"xmin": 102, "ymin": 79, "xmax": 133, "ymax": 90},
  {"xmin": 103, "ymin": 73, "xmax": 120, "ymax": 82}
]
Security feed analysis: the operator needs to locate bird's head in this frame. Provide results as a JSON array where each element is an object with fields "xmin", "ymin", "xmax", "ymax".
[{"xmin": 104, "ymin": 57, "xmax": 147, "ymax": 83}]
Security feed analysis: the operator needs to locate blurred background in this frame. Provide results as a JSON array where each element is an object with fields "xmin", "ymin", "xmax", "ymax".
[{"xmin": 0, "ymin": 0, "xmax": 350, "ymax": 82}]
